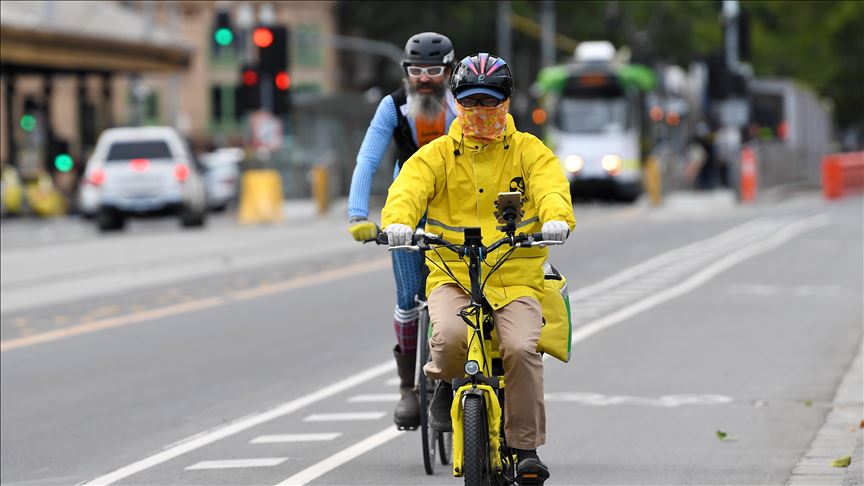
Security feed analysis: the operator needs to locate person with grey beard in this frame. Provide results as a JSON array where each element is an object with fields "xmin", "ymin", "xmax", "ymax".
[{"xmin": 346, "ymin": 32, "xmax": 457, "ymax": 430}]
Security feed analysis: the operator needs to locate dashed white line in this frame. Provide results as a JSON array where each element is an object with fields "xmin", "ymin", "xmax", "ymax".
[
  {"xmin": 185, "ymin": 458, "xmax": 288, "ymax": 470},
  {"xmin": 347, "ymin": 394, "xmax": 400, "ymax": 403},
  {"xmin": 250, "ymin": 433, "xmax": 342, "ymax": 444},
  {"xmin": 275, "ymin": 426, "xmax": 404, "ymax": 486},
  {"xmin": 304, "ymin": 412, "xmax": 387, "ymax": 422},
  {"xmin": 81, "ymin": 361, "xmax": 394, "ymax": 485}
]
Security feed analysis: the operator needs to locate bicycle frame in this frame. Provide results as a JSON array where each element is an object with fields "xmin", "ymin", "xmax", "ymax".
[{"xmin": 449, "ymin": 231, "xmax": 510, "ymax": 480}]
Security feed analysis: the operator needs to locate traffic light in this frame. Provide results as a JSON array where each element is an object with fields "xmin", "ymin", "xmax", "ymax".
[
  {"xmin": 273, "ymin": 71, "xmax": 291, "ymax": 115},
  {"xmin": 49, "ymin": 140, "xmax": 73, "ymax": 174},
  {"xmin": 256, "ymin": 26, "xmax": 288, "ymax": 75},
  {"xmin": 212, "ymin": 11, "xmax": 234, "ymax": 51},
  {"xmin": 236, "ymin": 64, "xmax": 261, "ymax": 116},
  {"xmin": 254, "ymin": 26, "xmax": 290, "ymax": 115}
]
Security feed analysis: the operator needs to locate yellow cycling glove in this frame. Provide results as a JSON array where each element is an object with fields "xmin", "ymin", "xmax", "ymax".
[{"xmin": 348, "ymin": 218, "xmax": 379, "ymax": 242}]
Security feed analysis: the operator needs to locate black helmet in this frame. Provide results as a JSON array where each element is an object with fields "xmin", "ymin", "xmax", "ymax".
[
  {"xmin": 450, "ymin": 53, "xmax": 514, "ymax": 100},
  {"xmin": 402, "ymin": 32, "xmax": 455, "ymax": 67}
]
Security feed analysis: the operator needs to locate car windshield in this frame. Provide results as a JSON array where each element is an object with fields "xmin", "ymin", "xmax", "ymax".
[
  {"xmin": 556, "ymin": 97, "xmax": 629, "ymax": 133},
  {"xmin": 106, "ymin": 140, "xmax": 173, "ymax": 161}
]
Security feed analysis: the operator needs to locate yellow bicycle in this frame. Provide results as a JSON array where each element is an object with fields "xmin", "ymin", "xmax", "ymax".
[{"xmin": 378, "ymin": 193, "xmax": 562, "ymax": 485}]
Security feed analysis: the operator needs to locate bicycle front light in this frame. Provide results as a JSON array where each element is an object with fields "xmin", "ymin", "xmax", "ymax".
[{"xmin": 464, "ymin": 360, "xmax": 480, "ymax": 376}]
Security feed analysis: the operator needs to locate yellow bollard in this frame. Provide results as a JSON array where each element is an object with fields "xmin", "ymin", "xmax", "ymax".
[
  {"xmin": 237, "ymin": 169, "xmax": 284, "ymax": 224},
  {"xmin": 310, "ymin": 165, "xmax": 329, "ymax": 216},
  {"xmin": 643, "ymin": 156, "xmax": 662, "ymax": 207}
]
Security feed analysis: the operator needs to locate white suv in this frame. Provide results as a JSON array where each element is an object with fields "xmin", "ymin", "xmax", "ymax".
[{"xmin": 81, "ymin": 126, "xmax": 207, "ymax": 231}]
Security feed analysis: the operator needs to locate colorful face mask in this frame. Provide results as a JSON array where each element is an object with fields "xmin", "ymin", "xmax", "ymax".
[{"xmin": 456, "ymin": 99, "xmax": 510, "ymax": 143}]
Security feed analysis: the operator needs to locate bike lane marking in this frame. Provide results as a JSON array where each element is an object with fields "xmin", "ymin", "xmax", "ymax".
[
  {"xmin": 81, "ymin": 361, "xmax": 395, "ymax": 486},
  {"xmin": 274, "ymin": 426, "xmax": 405, "ymax": 486},
  {"xmin": 79, "ymin": 214, "xmax": 829, "ymax": 485}
]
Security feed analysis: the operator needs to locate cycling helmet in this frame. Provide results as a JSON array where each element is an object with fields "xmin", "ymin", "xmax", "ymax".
[
  {"xmin": 402, "ymin": 32, "xmax": 455, "ymax": 67},
  {"xmin": 450, "ymin": 53, "xmax": 514, "ymax": 100}
]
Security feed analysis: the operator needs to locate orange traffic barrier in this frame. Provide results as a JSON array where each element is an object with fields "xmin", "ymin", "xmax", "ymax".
[
  {"xmin": 740, "ymin": 146, "xmax": 757, "ymax": 203},
  {"xmin": 822, "ymin": 152, "xmax": 864, "ymax": 200}
]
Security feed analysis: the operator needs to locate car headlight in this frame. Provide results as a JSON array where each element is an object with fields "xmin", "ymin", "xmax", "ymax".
[
  {"xmin": 564, "ymin": 155, "xmax": 584, "ymax": 173},
  {"xmin": 601, "ymin": 154, "xmax": 622, "ymax": 176}
]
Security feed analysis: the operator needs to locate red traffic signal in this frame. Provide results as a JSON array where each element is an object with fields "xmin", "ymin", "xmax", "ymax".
[
  {"xmin": 242, "ymin": 69, "xmax": 258, "ymax": 86},
  {"xmin": 275, "ymin": 72, "xmax": 291, "ymax": 91},
  {"xmin": 253, "ymin": 27, "xmax": 274, "ymax": 48}
]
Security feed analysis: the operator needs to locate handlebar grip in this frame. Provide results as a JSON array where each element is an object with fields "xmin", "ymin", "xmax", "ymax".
[
  {"xmin": 531, "ymin": 232, "xmax": 545, "ymax": 241},
  {"xmin": 375, "ymin": 231, "xmax": 389, "ymax": 245}
]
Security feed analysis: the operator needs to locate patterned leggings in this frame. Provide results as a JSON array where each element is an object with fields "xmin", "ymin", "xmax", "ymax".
[{"xmin": 391, "ymin": 248, "xmax": 425, "ymax": 354}]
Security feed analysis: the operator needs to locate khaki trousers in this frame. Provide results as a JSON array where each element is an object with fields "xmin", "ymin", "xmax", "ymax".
[{"xmin": 423, "ymin": 284, "xmax": 546, "ymax": 449}]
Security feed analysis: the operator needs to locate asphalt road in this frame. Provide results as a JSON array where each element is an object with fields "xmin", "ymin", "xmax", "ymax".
[{"xmin": 1, "ymin": 192, "xmax": 862, "ymax": 486}]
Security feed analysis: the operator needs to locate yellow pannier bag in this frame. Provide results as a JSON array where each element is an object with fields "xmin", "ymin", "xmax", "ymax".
[{"xmin": 537, "ymin": 263, "xmax": 572, "ymax": 363}]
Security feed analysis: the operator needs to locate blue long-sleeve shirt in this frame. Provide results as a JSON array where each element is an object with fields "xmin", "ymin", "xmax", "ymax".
[{"xmin": 347, "ymin": 92, "xmax": 457, "ymax": 220}]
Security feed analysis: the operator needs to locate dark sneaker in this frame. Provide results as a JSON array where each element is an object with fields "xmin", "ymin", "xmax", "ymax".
[
  {"xmin": 428, "ymin": 381, "xmax": 453, "ymax": 432},
  {"xmin": 516, "ymin": 449, "xmax": 550, "ymax": 485}
]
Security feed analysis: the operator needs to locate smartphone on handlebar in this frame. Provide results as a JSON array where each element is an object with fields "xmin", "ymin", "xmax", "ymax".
[{"xmin": 494, "ymin": 192, "xmax": 523, "ymax": 226}]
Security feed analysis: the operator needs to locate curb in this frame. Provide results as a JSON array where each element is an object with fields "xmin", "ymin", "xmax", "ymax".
[{"xmin": 788, "ymin": 344, "xmax": 864, "ymax": 485}]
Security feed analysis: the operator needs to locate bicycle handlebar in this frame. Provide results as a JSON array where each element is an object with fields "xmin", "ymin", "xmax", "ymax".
[{"xmin": 370, "ymin": 229, "xmax": 564, "ymax": 253}]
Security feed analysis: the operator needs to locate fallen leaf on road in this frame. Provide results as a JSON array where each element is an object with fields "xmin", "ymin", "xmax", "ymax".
[
  {"xmin": 831, "ymin": 456, "xmax": 851, "ymax": 468},
  {"xmin": 716, "ymin": 430, "xmax": 738, "ymax": 441},
  {"xmin": 860, "ymin": 419, "xmax": 863, "ymax": 429},
  {"xmin": 803, "ymin": 400, "xmax": 813, "ymax": 407}
]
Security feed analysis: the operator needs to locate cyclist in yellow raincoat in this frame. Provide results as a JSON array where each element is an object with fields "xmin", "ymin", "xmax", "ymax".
[{"xmin": 382, "ymin": 52, "xmax": 575, "ymax": 483}]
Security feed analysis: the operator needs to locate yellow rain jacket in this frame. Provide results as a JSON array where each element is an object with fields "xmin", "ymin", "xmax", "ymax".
[{"xmin": 382, "ymin": 114, "xmax": 576, "ymax": 309}]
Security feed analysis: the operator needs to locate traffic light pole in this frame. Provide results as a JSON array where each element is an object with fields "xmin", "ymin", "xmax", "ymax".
[{"xmin": 260, "ymin": 72, "xmax": 273, "ymax": 112}]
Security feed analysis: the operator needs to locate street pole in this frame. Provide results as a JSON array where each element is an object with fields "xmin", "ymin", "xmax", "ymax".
[
  {"xmin": 540, "ymin": 0, "xmax": 555, "ymax": 67},
  {"xmin": 497, "ymin": 1, "xmax": 512, "ymax": 62},
  {"xmin": 723, "ymin": 0, "xmax": 740, "ymax": 71}
]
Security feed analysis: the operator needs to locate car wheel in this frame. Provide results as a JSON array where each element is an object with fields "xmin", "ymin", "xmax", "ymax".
[
  {"xmin": 97, "ymin": 208, "xmax": 125, "ymax": 232},
  {"xmin": 180, "ymin": 206, "xmax": 206, "ymax": 228}
]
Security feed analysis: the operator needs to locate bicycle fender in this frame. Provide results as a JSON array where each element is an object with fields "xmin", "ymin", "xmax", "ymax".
[{"xmin": 450, "ymin": 383, "xmax": 503, "ymax": 477}]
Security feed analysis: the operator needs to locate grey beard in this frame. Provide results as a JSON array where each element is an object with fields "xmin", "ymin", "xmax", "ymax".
[{"xmin": 404, "ymin": 79, "xmax": 446, "ymax": 120}]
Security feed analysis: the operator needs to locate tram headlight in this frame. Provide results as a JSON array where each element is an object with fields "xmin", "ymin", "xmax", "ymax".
[
  {"xmin": 601, "ymin": 154, "xmax": 622, "ymax": 176},
  {"xmin": 564, "ymin": 155, "xmax": 584, "ymax": 173}
]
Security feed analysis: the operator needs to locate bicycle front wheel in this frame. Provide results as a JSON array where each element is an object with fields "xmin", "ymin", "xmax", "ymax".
[{"xmin": 462, "ymin": 394, "xmax": 491, "ymax": 486}]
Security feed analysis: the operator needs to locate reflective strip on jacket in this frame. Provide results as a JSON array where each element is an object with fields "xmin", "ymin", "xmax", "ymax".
[{"xmin": 381, "ymin": 114, "xmax": 576, "ymax": 309}]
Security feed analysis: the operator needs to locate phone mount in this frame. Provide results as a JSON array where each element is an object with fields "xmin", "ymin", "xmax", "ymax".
[{"xmin": 494, "ymin": 193, "xmax": 524, "ymax": 234}]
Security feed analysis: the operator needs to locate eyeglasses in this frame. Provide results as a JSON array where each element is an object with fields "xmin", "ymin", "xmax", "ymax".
[
  {"xmin": 406, "ymin": 66, "xmax": 446, "ymax": 77},
  {"xmin": 458, "ymin": 97, "xmax": 503, "ymax": 107}
]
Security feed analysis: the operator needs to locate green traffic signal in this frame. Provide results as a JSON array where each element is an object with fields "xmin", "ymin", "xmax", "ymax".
[
  {"xmin": 214, "ymin": 28, "xmax": 234, "ymax": 46},
  {"xmin": 54, "ymin": 153, "xmax": 74, "ymax": 173},
  {"xmin": 19, "ymin": 114, "xmax": 36, "ymax": 132}
]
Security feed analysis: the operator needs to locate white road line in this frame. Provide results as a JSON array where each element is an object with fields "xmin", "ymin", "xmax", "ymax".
[
  {"xmin": 347, "ymin": 394, "xmax": 401, "ymax": 403},
  {"xmin": 384, "ymin": 377, "xmax": 401, "ymax": 386},
  {"xmin": 349, "ymin": 394, "xmax": 401, "ymax": 403},
  {"xmin": 81, "ymin": 361, "xmax": 394, "ymax": 485},
  {"xmin": 566, "ymin": 214, "xmax": 828, "ymax": 347},
  {"xmin": 566, "ymin": 217, "xmax": 778, "ymax": 302},
  {"xmin": 304, "ymin": 412, "xmax": 387, "ymax": 422},
  {"xmin": 271, "ymin": 214, "xmax": 829, "ymax": 485},
  {"xmin": 250, "ymin": 433, "xmax": 342, "ymax": 444},
  {"xmin": 83, "ymin": 215, "xmax": 829, "ymax": 486},
  {"xmin": 275, "ymin": 426, "xmax": 404, "ymax": 486},
  {"xmin": 185, "ymin": 458, "xmax": 288, "ymax": 470}
]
